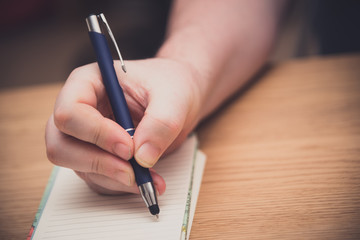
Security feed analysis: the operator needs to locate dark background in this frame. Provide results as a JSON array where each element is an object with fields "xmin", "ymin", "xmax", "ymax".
[
  {"xmin": 0, "ymin": 0, "xmax": 172, "ymax": 89},
  {"xmin": 0, "ymin": 0, "xmax": 359, "ymax": 89}
]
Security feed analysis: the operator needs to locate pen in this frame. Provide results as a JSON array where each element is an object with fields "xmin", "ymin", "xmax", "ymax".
[{"xmin": 85, "ymin": 13, "xmax": 159, "ymax": 218}]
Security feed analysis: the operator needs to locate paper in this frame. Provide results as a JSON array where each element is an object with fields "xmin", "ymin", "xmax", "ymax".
[{"xmin": 31, "ymin": 135, "xmax": 206, "ymax": 240}]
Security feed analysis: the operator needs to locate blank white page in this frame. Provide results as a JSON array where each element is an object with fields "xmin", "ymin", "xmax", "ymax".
[{"xmin": 32, "ymin": 135, "xmax": 205, "ymax": 240}]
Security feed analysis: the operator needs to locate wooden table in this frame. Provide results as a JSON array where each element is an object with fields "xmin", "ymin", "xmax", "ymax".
[{"xmin": 1, "ymin": 54, "xmax": 360, "ymax": 239}]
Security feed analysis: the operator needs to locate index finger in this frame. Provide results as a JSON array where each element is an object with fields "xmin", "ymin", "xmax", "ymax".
[{"xmin": 53, "ymin": 64, "xmax": 133, "ymax": 160}]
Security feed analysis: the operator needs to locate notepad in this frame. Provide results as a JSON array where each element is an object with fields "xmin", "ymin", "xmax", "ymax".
[{"xmin": 29, "ymin": 135, "xmax": 206, "ymax": 240}]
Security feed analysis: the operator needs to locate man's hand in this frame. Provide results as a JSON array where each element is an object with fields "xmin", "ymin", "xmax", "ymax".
[{"xmin": 45, "ymin": 58, "xmax": 203, "ymax": 195}]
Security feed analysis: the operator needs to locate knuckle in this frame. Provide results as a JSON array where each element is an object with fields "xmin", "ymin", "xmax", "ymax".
[
  {"xmin": 45, "ymin": 117, "xmax": 63, "ymax": 166},
  {"xmin": 92, "ymin": 124, "xmax": 102, "ymax": 146},
  {"xmin": 45, "ymin": 140, "xmax": 59, "ymax": 165},
  {"xmin": 86, "ymin": 181, "xmax": 107, "ymax": 195},
  {"xmin": 74, "ymin": 171, "xmax": 87, "ymax": 181},
  {"xmin": 91, "ymin": 155, "xmax": 103, "ymax": 174},
  {"xmin": 69, "ymin": 66, "xmax": 83, "ymax": 78},
  {"xmin": 53, "ymin": 105, "xmax": 72, "ymax": 132},
  {"xmin": 156, "ymin": 117, "xmax": 182, "ymax": 137}
]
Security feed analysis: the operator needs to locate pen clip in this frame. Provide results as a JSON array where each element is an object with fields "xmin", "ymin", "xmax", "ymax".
[{"xmin": 98, "ymin": 13, "xmax": 127, "ymax": 73}]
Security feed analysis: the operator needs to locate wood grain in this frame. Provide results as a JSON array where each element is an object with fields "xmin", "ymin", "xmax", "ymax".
[
  {"xmin": 1, "ymin": 54, "xmax": 360, "ymax": 239},
  {"xmin": 0, "ymin": 83, "xmax": 62, "ymax": 239},
  {"xmin": 195, "ymin": 54, "xmax": 360, "ymax": 239}
]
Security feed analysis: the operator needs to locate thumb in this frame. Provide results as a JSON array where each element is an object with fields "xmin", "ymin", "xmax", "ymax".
[{"xmin": 133, "ymin": 96, "xmax": 187, "ymax": 168}]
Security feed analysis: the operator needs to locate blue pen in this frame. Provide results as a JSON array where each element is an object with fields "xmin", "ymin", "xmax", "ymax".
[{"xmin": 86, "ymin": 13, "xmax": 159, "ymax": 218}]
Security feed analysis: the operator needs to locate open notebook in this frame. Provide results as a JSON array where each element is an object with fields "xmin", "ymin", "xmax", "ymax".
[{"xmin": 29, "ymin": 135, "xmax": 206, "ymax": 240}]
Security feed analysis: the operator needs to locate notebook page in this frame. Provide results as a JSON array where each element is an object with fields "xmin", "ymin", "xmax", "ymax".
[{"xmin": 32, "ymin": 135, "xmax": 200, "ymax": 240}]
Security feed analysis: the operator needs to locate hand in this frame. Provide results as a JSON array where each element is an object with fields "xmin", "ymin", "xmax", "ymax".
[{"xmin": 45, "ymin": 58, "xmax": 202, "ymax": 195}]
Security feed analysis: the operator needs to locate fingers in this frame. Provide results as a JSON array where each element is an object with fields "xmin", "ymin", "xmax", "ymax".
[
  {"xmin": 53, "ymin": 65, "xmax": 133, "ymax": 160},
  {"xmin": 150, "ymin": 168, "xmax": 167, "ymax": 195},
  {"xmin": 134, "ymin": 94, "xmax": 189, "ymax": 168},
  {"xmin": 75, "ymin": 171, "xmax": 139, "ymax": 194},
  {"xmin": 46, "ymin": 114, "xmax": 166, "ymax": 195},
  {"xmin": 75, "ymin": 170, "xmax": 166, "ymax": 196},
  {"xmin": 46, "ymin": 115, "xmax": 134, "ymax": 187},
  {"xmin": 47, "ymin": 59, "xmax": 201, "ymax": 196},
  {"xmin": 54, "ymin": 103, "xmax": 133, "ymax": 160},
  {"xmin": 120, "ymin": 59, "xmax": 201, "ymax": 169}
]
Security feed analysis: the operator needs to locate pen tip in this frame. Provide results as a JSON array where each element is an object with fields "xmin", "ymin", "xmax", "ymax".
[
  {"xmin": 149, "ymin": 204, "xmax": 160, "ymax": 215},
  {"xmin": 155, "ymin": 214, "xmax": 159, "ymax": 220},
  {"xmin": 122, "ymin": 64, "xmax": 127, "ymax": 73}
]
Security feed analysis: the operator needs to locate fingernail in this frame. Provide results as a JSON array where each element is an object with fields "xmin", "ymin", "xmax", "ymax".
[
  {"xmin": 113, "ymin": 143, "xmax": 131, "ymax": 160},
  {"xmin": 116, "ymin": 170, "xmax": 132, "ymax": 186},
  {"xmin": 135, "ymin": 143, "xmax": 161, "ymax": 168}
]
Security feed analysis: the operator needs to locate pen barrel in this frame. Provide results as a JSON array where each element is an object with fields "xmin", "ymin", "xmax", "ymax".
[
  {"xmin": 88, "ymin": 31, "xmax": 153, "ymax": 186},
  {"xmin": 88, "ymin": 32, "xmax": 134, "ymax": 130},
  {"xmin": 129, "ymin": 158, "xmax": 153, "ymax": 185}
]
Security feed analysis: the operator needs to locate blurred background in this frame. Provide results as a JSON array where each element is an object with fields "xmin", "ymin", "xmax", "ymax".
[
  {"xmin": 0, "ymin": 0, "xmax": 359, "ymax": 89},
  {"xmin": 0, "ymin": 0, "xmax": 172, "ymax": 89}
]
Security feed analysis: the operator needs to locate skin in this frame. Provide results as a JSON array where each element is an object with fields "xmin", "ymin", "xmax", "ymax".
[{"xmin": 45, "ymin": 0, "xmax": 286, "ymax": 195}]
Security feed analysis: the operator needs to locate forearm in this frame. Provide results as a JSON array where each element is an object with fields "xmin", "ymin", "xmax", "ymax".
[{"xmin": 157, "ymin": 0, "xmax": 286, "ymax": 119}]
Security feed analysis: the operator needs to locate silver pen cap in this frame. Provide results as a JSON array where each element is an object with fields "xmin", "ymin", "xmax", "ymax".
[{"xmin": 139, "ymin": 182, "xmax": 159, "ymax": 216}]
